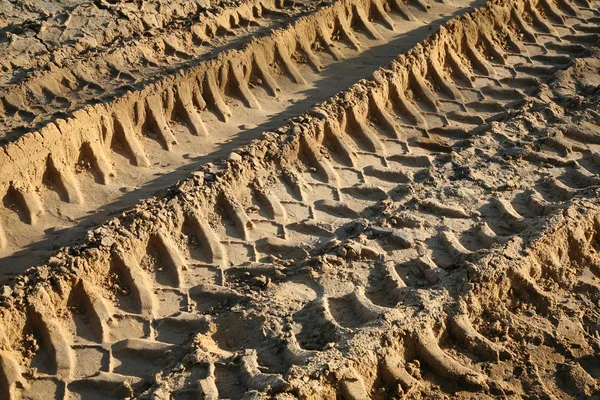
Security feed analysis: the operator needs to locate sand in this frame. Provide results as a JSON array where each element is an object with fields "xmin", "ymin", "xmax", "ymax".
[{"xmin": 0, "ymin": 0, "xmax": 599, "ymax": 398}]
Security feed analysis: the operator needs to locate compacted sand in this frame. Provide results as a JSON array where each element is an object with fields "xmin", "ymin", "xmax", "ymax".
[{"xmin": 0, "ymin": 0, "xmax": 599, "ymax": 398}]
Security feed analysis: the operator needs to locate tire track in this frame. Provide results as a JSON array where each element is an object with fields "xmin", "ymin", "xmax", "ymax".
[
  {"xmin": 140, "ymin": 46, "xmax": 600, "ymax": 397},
  {"xmin": 0, "ymin": 0, "xmax": 480, "ymax": 272},
  {"xmin": 0, "ymin": 0, "xmax": 599, "ymax": 398},
  {"xmin": 137, "ymin": 200, "xmax": 600, "ymax": 399},
  {"xmin": 0, "ymin": 0, "xmax": 213, "ymax": 86},
  {"xmin": 0, "ymin": 0, "xmax": 302, "ymax": 139}
]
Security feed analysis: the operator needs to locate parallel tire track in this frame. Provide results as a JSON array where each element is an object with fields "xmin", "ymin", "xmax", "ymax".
[
  {"xmin": 0, "ymin": 0, "xmax": 599, "ymax": 398},
  {"xmin": 0, "ymin": 0, "xmax": 478, "ymax": 268},
  {"xmin": 0, "ymin": 0, "xmax": 295, "ymax": 137}
]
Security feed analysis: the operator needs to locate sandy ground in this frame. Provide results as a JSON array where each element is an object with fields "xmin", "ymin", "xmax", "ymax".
[{"xmin": 0, "ymin": 0, "xmax": 599, "ymax": 398}]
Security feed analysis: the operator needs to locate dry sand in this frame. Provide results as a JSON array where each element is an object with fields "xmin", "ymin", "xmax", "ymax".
[{"xmin": 0, "ymin": 0, "xmax": 599, "ymax": 398}]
